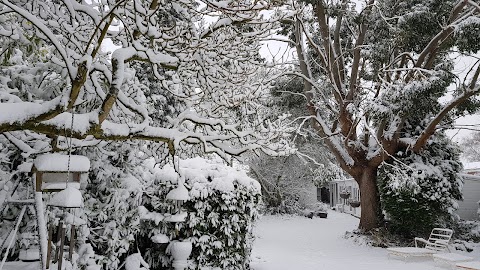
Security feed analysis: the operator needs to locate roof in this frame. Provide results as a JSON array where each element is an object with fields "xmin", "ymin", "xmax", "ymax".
[
  {"xmin": 460, "ymin": 173, "xmax": 480, "ymax": 181},
  {"xmin": 34, "ymin": 154, "xmax": 90, "ymax": 172},
  {"xmin": 464, "ymin": 162, "xmax": 480, "ymax": 171}
]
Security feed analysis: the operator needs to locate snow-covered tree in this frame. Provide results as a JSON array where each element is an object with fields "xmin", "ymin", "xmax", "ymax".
[
  {"xmin": 247, "ymin": 75, "xmax": 343, "ymax": 213},
  {"xmin": 460, "ymin": 132, "xmax": 480, "ymax": 161},
  {"xmin": 272, "ymin": 0, "xmax": 480, "ymax": 230},
  {"xmin": 0, "ymin": 1, "xmax": 290, "ymax": 267},
  {"xmin": 249, "ymin": 143, "xmax": 341, "ymax": 213},
  {"xmin": 379, "ymin": 133, "xmax": 463, "ymax": 237},
  {"xmin": 0, "ymin": 0, "xmax": 291, "ymax": 162}
]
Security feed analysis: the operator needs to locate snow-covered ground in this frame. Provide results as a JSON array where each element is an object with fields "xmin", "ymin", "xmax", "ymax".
[
  {"xmin": 251, "ymin": 211, "xmax": 480, "ymax": 270},
  {"xmin": 4, "ymin": 211, "xmax": 480, "ymax": 270}
]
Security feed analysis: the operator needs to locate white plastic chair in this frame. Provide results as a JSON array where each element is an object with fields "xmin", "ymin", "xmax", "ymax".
[{"xmin": 387, "ymin": 228, "xmax": 453, "ymax": 260}]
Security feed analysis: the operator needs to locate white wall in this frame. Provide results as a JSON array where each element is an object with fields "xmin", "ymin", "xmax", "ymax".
[
  {"xmin": 456, "ymin": 174, "xmax": 480, "ymax": 220},
  {"xmin": 329, "ymin": 179, "xmax": 361, "ymax": 217}
]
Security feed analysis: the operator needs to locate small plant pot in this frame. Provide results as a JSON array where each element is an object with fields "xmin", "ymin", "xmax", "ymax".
[
  {"xmin": 349, "ymin": 201, "xmax": 360, "ymax": 208},
  {"xmin": 170, "ymin": 240, "xmax": 192, "ymax": 260},
  {"xmin": 317, "ymin": 212, "xmax": 328, "ymax": 218},
  {"xmin": 19, "ymin": 247, "xmax": 40, "ymax": 261},
  {"xmin": 340, "ymin": 193, "xmax": 351, "ymax": 199}
]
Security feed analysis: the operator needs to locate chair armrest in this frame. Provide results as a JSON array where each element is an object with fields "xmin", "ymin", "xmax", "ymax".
[{"xmin": 414, "ymin": 237, "xmax": 429, "ymax": 248}]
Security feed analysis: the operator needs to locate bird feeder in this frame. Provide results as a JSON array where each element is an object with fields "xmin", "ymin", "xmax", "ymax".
[
  {"xmin": 164, "ymin": 182, "xmax": 190, "ymax": 223},
  {"xmin": 32, "ymin": 154, "xmax": 90, "ymax": 192},
  {"xmin": 165, "ymin": 178, "xmax": 192, "ymax": 270},
  {"xmin": 166, "ymin": 181, "xmax": 190, "ymax": 208},
  {"xmin": 47, "ymin": 186, "xmax": 85, "ymax": 270}
]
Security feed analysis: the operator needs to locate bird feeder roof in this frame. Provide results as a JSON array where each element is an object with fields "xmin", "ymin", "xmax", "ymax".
[
  {"xmin": 166, "ymin": 183, "xmax": 190, "ymax": 201},
  {"xmin": 34, "ymin": 154, "xmax": 90, "ymax": 172}
]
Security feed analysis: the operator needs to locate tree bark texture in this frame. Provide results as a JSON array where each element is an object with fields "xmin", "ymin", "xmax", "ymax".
[{"xmin": 355, "ymin": 167, "xmax": 381, "ymax": 231}]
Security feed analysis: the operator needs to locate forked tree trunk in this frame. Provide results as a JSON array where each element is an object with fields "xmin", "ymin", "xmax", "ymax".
[{"xmin": 355, "ymin": 167, "xmax": 381, "ymax": 231}]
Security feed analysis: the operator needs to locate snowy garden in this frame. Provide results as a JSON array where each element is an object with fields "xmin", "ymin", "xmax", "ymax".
[{"xmin": 1, "ymin": 0, "xmax": 480, "ymax": 269}]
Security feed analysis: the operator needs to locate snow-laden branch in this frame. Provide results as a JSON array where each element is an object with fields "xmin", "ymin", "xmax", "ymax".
[
  {"xmin": 412, "ymin": 0, "xmax": 470, "ymax": 71},
  {"xmin": 412, "ymin": 85, "xmax": 480, "ymax": 152},
  {"xmin": 0, "ymin": 0, "xmax": 290, "ymax": 162},
  {"xmin": 1, "ymin": 0, "xmax": 75, "ymax": 80},
  {"xmin": 2, "ymin": 132, "xmax": 35, "ymax": 156}
]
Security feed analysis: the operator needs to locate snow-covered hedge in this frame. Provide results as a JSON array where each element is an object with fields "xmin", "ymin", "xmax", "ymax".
[{"xmin": 140, "ymin": 158, "xmax": 261, "ymax": 269}]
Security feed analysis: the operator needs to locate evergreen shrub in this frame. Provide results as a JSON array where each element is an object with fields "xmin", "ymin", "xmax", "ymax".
[
  {"xmin": 140, "ymin": 158, "xmax": 261, "ymax": 270},
  {"xmin": 378, "ymin": 135, "xmax": 463, "ymax": 237}
]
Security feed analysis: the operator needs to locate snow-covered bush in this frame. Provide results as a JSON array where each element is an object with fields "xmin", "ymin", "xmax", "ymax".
[
  {"xmin": 453, "ymin": 220, "xmax": 480, "ymax": 244},
  {"xmin": 140, "ymin": 158, "xmax": 261, "ymax": 270},
  {"xmin": 379, "ymin": 135, "xmax": 463, "ymax": 237},
  {"xmin": 82, "ymin": 144, "xmax": 147, "ymax": 269}
]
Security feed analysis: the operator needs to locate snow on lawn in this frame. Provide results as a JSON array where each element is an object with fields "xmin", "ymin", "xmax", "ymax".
[
  {"xmin": 250, "ymin": 211, "xmax": 478, "ymax": 270},
  {"xmin": 1, "ymin": 261, "xmax": 39, "ymax": 270}
]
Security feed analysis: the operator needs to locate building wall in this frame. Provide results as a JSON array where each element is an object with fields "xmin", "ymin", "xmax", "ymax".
[
  {"xmin": 329, "ymin": 179, "xmax": 361, "ymax": 217},
  {"xmin": 328, "ymin": 170, "xmax": 480, "ymax": 220},
  {"xmin": 456, "ymin": 174, "xmax": 480, "ymax": 220}
]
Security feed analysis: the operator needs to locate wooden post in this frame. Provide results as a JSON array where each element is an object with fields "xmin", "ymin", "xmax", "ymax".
[
  {"xmin": 46, "ymin": 224, "xmax": 54, "ymax": 269},
  {"xmin": 36, "ymin": 172, "xmax": 43, "ymax": 192},
  {"xmin": 73, "ymin": 172, "xmax": 80, "ymax": 183},
  {"xmin": 57, "ymin": 225, "xmax": 66, "ymax": 270},
  {"xmin": 55, "ymin": 221, "xmax": 63, "ymax": 262},
  {"xmin": 34, "ymin": 192, "xmax": 48, "ymax": 270},
  {"xmin": 68, "ymin": 224, "xmax": 75, "ymax": 261}
]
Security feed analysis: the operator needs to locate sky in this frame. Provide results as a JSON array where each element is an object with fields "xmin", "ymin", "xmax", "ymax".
[{"xmin": 445, "ymin": 53, "xmax": 480, "ymax": 142}]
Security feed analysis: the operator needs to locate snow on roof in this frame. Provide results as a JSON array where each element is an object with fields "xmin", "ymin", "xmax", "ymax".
[
  {"xmin": 464, "ymin": 162, "xmax": 480, "ymax": 170},
  {"xmin": 460, "ymin": 173, "xmax": 480, "ymax": 181},
  {"xmin": 48, "ymin": 185, "xmax": 84, "ymax": 208},
  {"xmin": 166, "ymin": 183, "xmax": 189, "ymax": 201},
  {"xmin": 34, "ymin": 154, "xmax": 90, "ymax": 172},
  {"xmin": 331, "ymin": 178, "xmax": 355, "ymax": 183}
]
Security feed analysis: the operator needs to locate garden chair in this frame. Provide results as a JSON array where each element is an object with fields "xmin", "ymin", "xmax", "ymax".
[{"xmin": 387, "ymin": 228, "xmax": 453, "ymax": 260}]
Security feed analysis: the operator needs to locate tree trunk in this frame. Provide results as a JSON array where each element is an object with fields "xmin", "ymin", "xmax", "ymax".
[{"xmin": 356, "ymin": 167, "xmax": 381, "ymax": 231}]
